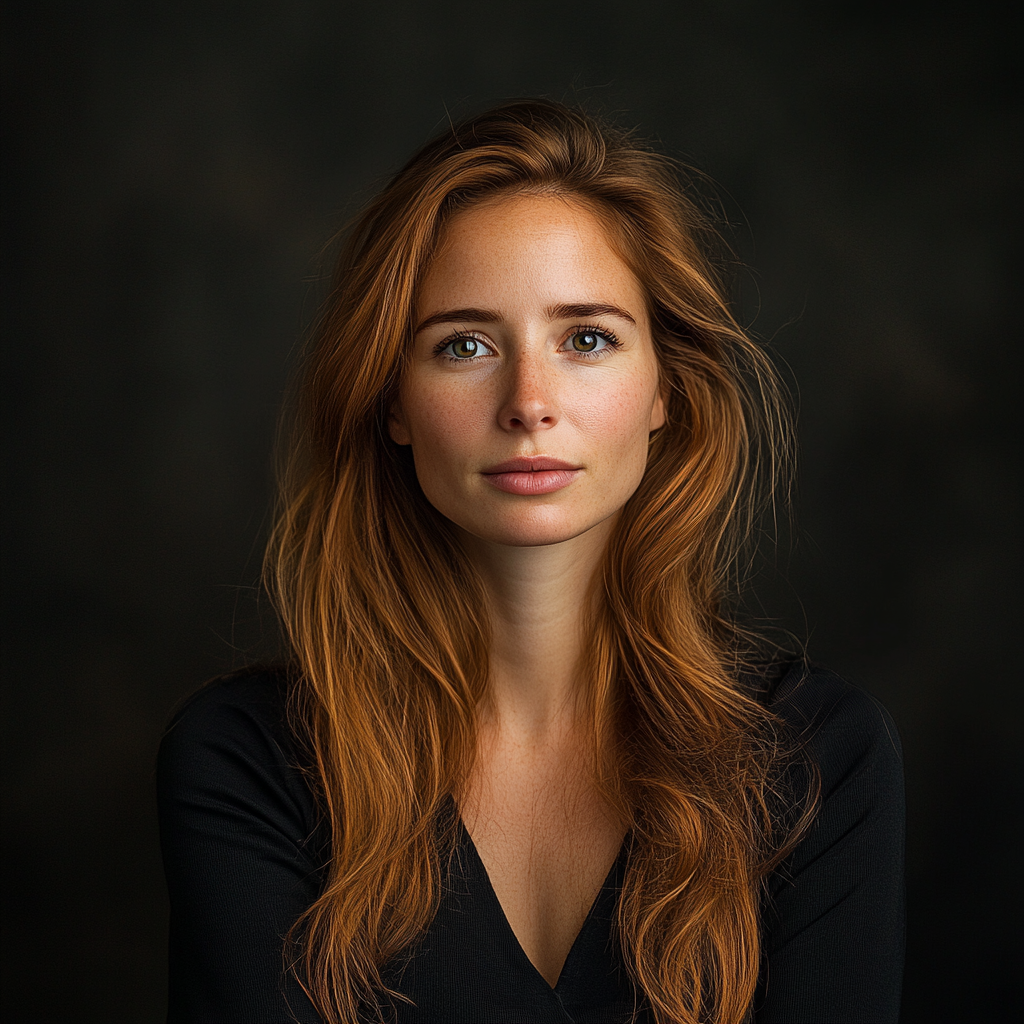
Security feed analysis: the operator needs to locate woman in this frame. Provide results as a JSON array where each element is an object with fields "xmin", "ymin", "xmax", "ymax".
[{"xmin": 158, "ymin": 100, "xmax": 905, "ymax": 1024}]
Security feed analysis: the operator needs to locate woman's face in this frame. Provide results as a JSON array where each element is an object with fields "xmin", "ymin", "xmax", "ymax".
[{"xmin": 390, "ymin": 193, "xmax": 665, "ymax": 548}]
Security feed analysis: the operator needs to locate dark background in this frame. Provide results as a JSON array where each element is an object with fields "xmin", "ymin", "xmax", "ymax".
[{"xmin": 2, "ymin": 1, "xmax": 1020, "ymax": 1021}]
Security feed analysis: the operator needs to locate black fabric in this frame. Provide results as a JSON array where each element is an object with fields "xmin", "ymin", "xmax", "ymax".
[{"xmin": 157, "ymin": 662, "xmax": 905, "ymax": 1023}]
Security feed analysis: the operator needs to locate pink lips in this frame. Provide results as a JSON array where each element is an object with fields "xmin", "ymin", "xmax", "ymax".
[{"xmin": 481, "ymin": 457, "xmax": 582, "ymax": 495}]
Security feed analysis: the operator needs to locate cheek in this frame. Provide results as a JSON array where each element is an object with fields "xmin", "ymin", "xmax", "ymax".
[
  {"xmin": 572, "ymin": 377, "xmax": 656, "ymax": 457},
  {"xmin": 403, "ymin": 381, "xmax": 490, "ymax": 464}
]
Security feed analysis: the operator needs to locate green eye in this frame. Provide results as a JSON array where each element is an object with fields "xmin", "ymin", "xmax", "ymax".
[{"xmin": 451, "ymin": 338, "xmax": 479, "ymax": 358}]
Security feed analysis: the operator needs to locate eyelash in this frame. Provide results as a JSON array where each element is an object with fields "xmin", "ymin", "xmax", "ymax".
[
  {"xmin": 433, "ymin": 325, "xmax": 622, "ymax": 362},
  {"xmin": 569, "ymin": 325, "xmax": 622, "ymax": 358}
]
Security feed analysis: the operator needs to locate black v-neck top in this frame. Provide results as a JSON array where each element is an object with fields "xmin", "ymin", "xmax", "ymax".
[{"xmin": 157, "ymin": 662, "xmax": 905, "ymax": 1023}]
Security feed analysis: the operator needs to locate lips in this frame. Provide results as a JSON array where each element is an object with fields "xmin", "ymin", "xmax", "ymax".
[
  {"xmin": 482, "ymin": 456, "xmax": 580, "ymax": 473},
  {"xmin": 481, "ymin": 456, "xmax": 582, "ymax": 495}
]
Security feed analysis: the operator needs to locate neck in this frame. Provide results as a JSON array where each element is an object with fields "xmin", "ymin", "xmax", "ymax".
[{"xmin": 460, "ymin": 515, "xmax": 616, "ymax": 742}]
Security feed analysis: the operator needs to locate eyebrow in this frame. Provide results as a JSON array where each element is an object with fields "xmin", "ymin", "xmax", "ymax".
[{"xmin": 414, "ymin": 301, "xmax": 637, "ymax": 335}]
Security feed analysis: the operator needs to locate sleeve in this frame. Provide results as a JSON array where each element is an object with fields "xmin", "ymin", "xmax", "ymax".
[
  {"xmin": 753, "ymin": 672, "xmax": 906, "ymax": 1024},
  {"xmin": 156, "ymin": 679, "xmax": 326, "ymax": 1024}
]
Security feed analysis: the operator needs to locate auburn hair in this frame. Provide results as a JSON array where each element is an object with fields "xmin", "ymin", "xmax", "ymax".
[{"xmin": 266, "ymin": 99, "xmax": 815, "ymax": 1024}]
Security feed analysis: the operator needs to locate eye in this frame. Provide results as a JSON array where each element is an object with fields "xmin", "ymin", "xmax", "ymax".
[
  {"xmin": 436, "ymin": 334, "xmax": 493, "ymax": 360},
  {"xmin": 450, "ymin": 337, "xmax": 481, "ymax": 359},
  {"xmin": 563, "ymin": 328, "xmax": 620, "ymax": 356}
]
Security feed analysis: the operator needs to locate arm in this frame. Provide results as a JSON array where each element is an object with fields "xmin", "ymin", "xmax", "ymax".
[
  {"xmin": 754, "ymin": 670, "xmax": 906, "ymax": 1024},
  {"xmin": 157, "ymin": 673, "xmax": 326, "ymax": 1024}
]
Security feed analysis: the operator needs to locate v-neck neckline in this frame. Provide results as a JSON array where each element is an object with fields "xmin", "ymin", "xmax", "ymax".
[{"xmin": 454, "ymin": 816, "xmax": 628, "ymax": 993}]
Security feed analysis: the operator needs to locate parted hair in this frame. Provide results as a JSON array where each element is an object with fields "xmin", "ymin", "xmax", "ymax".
[{"xmin": 265, "ymin": 99, "xmax": 815, "ymax": 1024}]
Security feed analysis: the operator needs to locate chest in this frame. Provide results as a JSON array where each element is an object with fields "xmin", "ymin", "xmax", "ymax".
[{"xmin": 459, "ymin": 741, "xmax": 626, "ymax": 987}]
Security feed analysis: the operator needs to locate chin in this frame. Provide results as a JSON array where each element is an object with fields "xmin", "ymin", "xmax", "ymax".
[{"xmin": 455, "ymin": 507, "xmax": 616, "ymax": 549}]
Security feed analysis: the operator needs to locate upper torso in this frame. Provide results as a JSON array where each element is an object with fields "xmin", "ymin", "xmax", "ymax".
[
  {"xmin": 460, "ymin": 720, "xmax": 626, "ymax": 987},
  {"xmin": 157, "ymin": 660, "xmax": 906, "ymax": 1023}
]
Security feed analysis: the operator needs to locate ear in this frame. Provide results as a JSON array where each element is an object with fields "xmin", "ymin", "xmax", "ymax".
[
  {"xmin": 649, "ymin": 386, "xmax": 667, "ymax": 432},
  {"xmin": 388, "ymin": 399, "xmax": 412, "ymax": 446}
]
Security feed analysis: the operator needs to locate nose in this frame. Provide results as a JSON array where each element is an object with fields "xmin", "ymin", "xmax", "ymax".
[{"xmin": 497, "ymin": 347, "xmax": 560, "ymax": 433}]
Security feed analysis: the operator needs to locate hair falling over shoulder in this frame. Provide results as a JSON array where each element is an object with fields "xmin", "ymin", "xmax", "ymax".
[{"xmin": 265, "ymin": 99, "xmax": 817, "ymax": 1024}]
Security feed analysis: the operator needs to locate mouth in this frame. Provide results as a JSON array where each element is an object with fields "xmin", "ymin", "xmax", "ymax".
[
  {"xmin": 480, "ymin": 456, "xmax": 583, "ymax": 496},
  {"xmin": 482, "ymin": 456, "xmax": 581, "ymax": 473}
]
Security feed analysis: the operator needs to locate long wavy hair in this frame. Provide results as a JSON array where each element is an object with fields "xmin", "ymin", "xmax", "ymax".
[{"xmin": 266, "ymin": 99, "xmax": 815, "ymax": 1024}]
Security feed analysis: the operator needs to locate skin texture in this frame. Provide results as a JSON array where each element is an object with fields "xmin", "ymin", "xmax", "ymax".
[{"xmin": 389, "ymin": 194, "xmax": 665, "ymax": 987}]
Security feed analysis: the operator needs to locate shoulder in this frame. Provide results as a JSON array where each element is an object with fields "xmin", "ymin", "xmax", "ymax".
[
  {"xmin": 160, "ymin": 665, "xmax": 296, "ymax": 766},
  {"xmin": 163, "ymin": 663, "xmax": 292, "ymax": 731},
  {"xmin": 765, "ymin": 660, "xmax": 904, "ymax": 799},
  {"xmin": 753, "ymin": 663, "xmax": 906, "ymax": 1019},
  {"xmin": 157, "ymin": 665, "xmax": 318, "ymax": 838},
  {"xmin": 158, "ymin": 668, "xmax": 327, "ymax": 1022}
]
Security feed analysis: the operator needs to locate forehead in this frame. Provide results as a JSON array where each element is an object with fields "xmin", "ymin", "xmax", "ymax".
[{"xmin": 416, "ymin": 194, "xmax": 647, "ymax": 318}]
